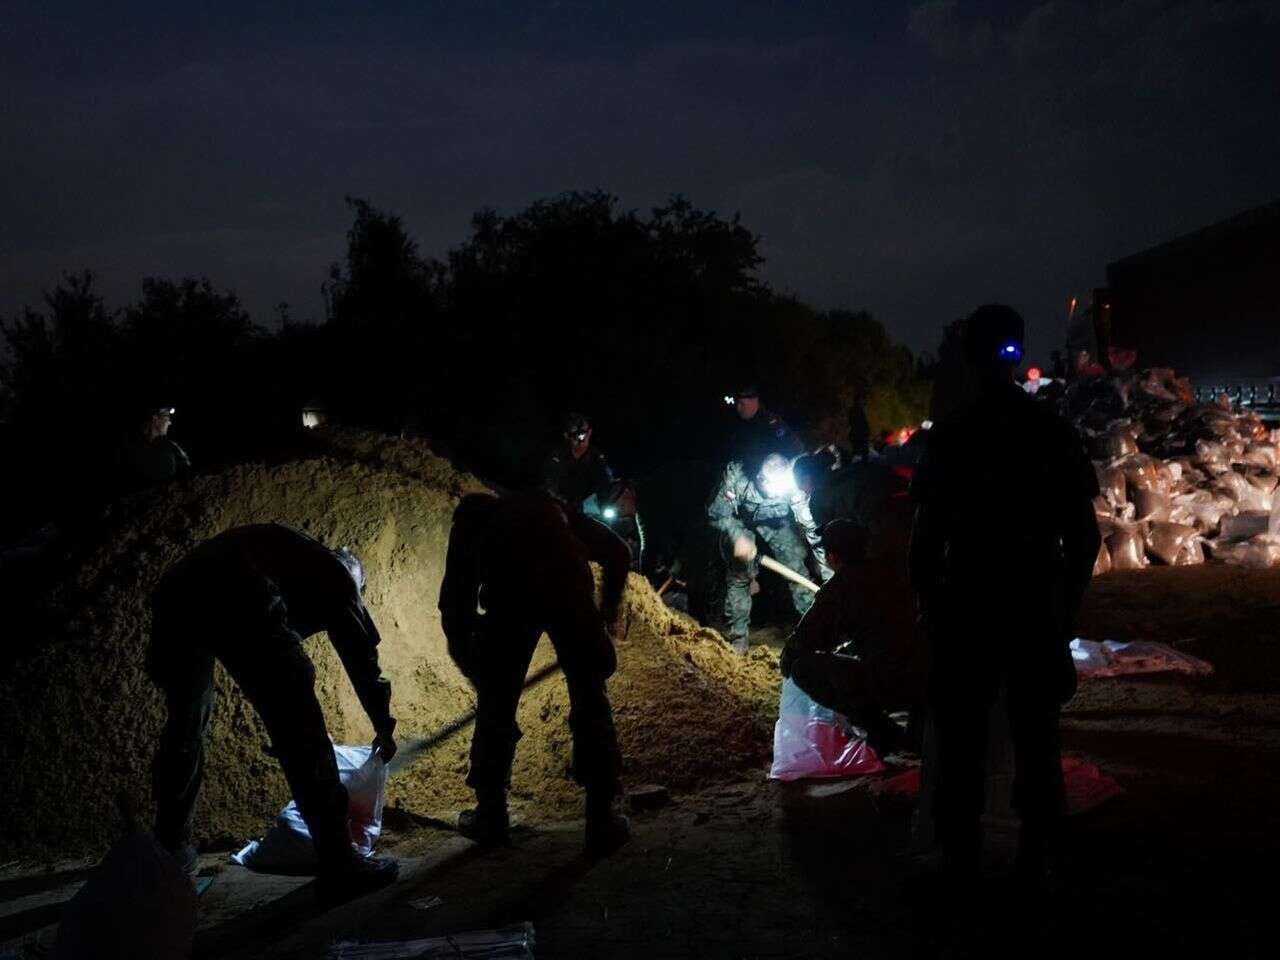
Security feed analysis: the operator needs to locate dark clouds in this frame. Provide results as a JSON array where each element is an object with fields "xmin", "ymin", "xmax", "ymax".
[{"xmin": 1, "ymin": 1, "xmax": 1275, "ymax": 356}]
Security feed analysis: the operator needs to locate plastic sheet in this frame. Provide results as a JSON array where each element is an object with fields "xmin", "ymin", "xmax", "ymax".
[
  {"xmin": 232, "ymin": 745, "xmax": 388, "ymax": 872},
  {"xmin": 1175, "ymin": 537, "xmax": 1205, "ymax": 565},
  {"xmin": 769, "ymin": 678, "xmax": 884, "ymax": 781},
  {"xmin": 1069, "ymin": 638, "xmax": 1213, "ymax": 678},
  {"xmin": 874, "ymin": 756, "xmax": 1122, "ymax": 817}
]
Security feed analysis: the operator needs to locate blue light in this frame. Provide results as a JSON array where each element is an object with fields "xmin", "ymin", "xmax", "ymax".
[{"xmin": 998, "ymin": 341, "xmax": 1023, "ymax": 363}]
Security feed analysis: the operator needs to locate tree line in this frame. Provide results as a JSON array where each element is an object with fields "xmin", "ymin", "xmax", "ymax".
[{"xmin": 0, "ymin": 191, "xmax": 930, "ymax": 541}]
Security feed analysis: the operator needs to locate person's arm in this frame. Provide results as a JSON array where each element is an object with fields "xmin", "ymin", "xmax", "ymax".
[
  {"xmin": 789, "ymin": 492, "xmax": 832, "ymax": 581},
  {"xmin": 591, "ymin": 450, "xmax": 616, "ymax": 500},
  {"xmin": 569, "ymin": 512, "xmax": 631, "ymax": 621},
  {"xmin": 781, "ymin": 577, "xmax": 846, "ymax": 676},
  {"xmin": 438, "ymin": 523, "xmax": 483, "ymax": 677},
  {"xmin": 327, "ymin": 596, "xmax": 396, "ymax": 757},
  {"xmin": 540, "ymin": 452, "xmax": 564, "ymax": 498},
  {"xmin": 706, "ymin": 464, "xmax": 750, "ymax": 542}
]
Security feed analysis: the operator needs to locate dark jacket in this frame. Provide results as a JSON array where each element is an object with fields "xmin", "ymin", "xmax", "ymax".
[
  {"xmin": 729, "ymin": 408, "xmax": 803, "ymax": 473},
  {"xmin": 438, "ymin": 494, "xmax": 631, "ymax": 675},
  {"xmin": 151, "ymin": 523, "xmax": 393, "ymax": 734},
  {"xmin": 909, "ymin": 381, "xmax": 1100, "ymax": 694},
  {"xmin": 541, "ymin": 445, "xmax": 614, "ymax": 508}
]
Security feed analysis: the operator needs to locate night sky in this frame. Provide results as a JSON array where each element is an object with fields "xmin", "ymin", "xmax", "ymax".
[{"xmin": 2, "ymin": 1, "xmax": 1276, "ymax": 356}]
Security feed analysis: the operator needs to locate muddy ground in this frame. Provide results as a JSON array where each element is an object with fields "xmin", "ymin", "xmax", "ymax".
[{"xmin": 3, "ymin": 563, "xmax": 1277, "ymax": 957}]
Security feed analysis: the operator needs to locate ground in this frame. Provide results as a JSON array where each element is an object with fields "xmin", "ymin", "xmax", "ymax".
[{"xmin": 3, "ymin": 564, "xmax": 1277, "ymax": 957}]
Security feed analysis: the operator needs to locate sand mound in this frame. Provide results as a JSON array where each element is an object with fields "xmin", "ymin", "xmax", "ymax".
[{"xmin": 0, "ymin": 428, "xmax": 779, "ymax": 861}]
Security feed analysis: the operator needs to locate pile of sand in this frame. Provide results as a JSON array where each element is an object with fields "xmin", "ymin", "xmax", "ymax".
[{"xmin": 0, "ymin": 428, "xmax": 780, "ymax": 861}]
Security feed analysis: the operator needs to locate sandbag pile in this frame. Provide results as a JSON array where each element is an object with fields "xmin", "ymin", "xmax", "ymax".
[{"xmin": 1053, "ymin": 368, "xmax": 1280, "ymax": 572}]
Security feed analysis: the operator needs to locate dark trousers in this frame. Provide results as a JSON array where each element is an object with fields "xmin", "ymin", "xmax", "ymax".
[
  {"xmin": 930, "ymin": 648, "xmax": 1065, "ymax": 865},
  {"xmin": 464, "ymin": 602, "xmax": 621, "ymax": 802},
  {"xmin": 148, "ymin": 606, "xmax": 350, "ymax": 863},
  {"xmin": 789, "ymin": 650, "xmax": 900, "ymax": 751}
]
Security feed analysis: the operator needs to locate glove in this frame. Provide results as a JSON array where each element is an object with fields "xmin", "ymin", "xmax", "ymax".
[
  {"xmin": 732, "ymin": 536, "xmax": 758, "ymax": 562},
  {"xmin": 372, "ymin": 731, "xmax": 397, "ymax": 764}
]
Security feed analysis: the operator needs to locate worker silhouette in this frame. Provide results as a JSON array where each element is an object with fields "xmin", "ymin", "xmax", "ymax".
[
  {"xmin": 146, "ymin": 523, "xmax": 399, "ymax": 903},
  {"xmin": 439, "ymin": 492, "xmax": 632, "ymax": 855},
  {"xmin": 909, "ymin": 305, "xmax": 1100, "ymax": 893}
]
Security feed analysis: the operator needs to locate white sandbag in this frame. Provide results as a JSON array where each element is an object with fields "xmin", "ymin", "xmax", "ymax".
[
  {"xmin": 1133, "ymin": 487, "xmax": 1171, "ymax": 522},
  {"xmin": 232, "ymin": 744, "xmax": 387, "ymax": 872},
  {"xmin": 1175, "ymin": 537, "xmax": 1205, "ymax": 565},
  {"xmin": 1092, "ymin": 540, "xmax": 1112, "ymax": 577},
  {"xmin": 1244, "ymin": 443, "xmax": 1279, "ymax": 469},
  {"xmin": 1219, "ymin": 511, "xmax": 1271, "ymax": 542},
  {"xmin": 1146, "ymin": 522, "xmax": 1199, "ymax": 565},
  {"xmin": 1107, "ymin": 526, "xmax": 1148, "ymax": 570},
  {"xmin": 1214, "ymin": 534, "xmax": 1280, "ymax": 568}
]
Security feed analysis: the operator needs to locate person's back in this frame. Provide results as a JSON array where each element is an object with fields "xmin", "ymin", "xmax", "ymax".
[
  {"xmin": 914, "ymin": 383, "xmax": 1095, "ymax": 638},
  {"xmin": 155, "ymin": 523, "xmax": 357, "ymax": 640},
  {"xmin": 910, "ymin": 304, "xmax": 1100, "ymax": 894}
]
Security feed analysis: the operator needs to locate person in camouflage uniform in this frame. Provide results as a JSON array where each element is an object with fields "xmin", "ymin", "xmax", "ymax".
[{"xmin": 706, "ymin": 453, "xmax": 830, "ymax": 654}]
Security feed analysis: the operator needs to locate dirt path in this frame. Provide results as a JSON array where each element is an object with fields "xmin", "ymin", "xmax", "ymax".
[{"xmin": 4, "ymin": 565, "xmax": 1278, "ymax": 957}]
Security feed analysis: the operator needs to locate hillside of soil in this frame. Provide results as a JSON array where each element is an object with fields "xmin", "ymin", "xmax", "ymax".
[{"xmin": 0, "ymin": 428, "xmax": 780, "ymax": 861}]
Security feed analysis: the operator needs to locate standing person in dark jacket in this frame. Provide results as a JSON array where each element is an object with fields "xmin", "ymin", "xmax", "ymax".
[
  {"xmin": 439, "ymin": 493, "xmax": 632, "ymax": 855},
  {"xmin": 541, "ymin": 412, "xmax": 615, "ymax": 509},
  {"xmin": 147, "ymin": 523, "xmax": 399, "ymax": 902},
  {"xmin": 726, "ymin": 385, "xmax": 803, "ymax": 474},
  {"xmin": 909, "ymin": 305, "xmax": 1100, "ymax": 893},
  {"xmin": 121, "ymin": 404, "xmax": 191, "ymax": 492}
]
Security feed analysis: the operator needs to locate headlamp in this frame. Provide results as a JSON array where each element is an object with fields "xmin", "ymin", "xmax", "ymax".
[
  {"xmin": 760, "ymin": 462, "xmax": 798, "ymax": 499},
  {"xmin": 602, "ymin": 506, "xmax": 618, "ymax": 520},
  {"xmin": 567, "ymin": 431, "xmax": 588, "ymax": 443},
  {"xmin": 998, "ymin": 342, "xmax": 1023, "ymax": 364},
  {"xmin": 723, "ymin": 395, "xmax": 734, "ymax": 406}
]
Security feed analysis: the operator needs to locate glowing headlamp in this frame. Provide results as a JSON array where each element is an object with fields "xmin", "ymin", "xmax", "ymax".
[
  {"xmin": 723, "ymin": 395, "xmax": 734, "ymax": 406},
  {"xmin": 760, "ymin": 462, "xmax": 798, "ymax": 499},
  {"xmin": 602, "ymin": 506, "xmax": 618, "ymax": 520},
  {"xmin": 999, "ymin": 342, "xmax": 1023, "ymax": 363}
]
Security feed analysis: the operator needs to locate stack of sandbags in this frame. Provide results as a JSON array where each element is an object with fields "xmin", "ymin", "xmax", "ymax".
[{"xmin": 1057, "ymin": 367, "xmax": 1280, "ymax": 572}]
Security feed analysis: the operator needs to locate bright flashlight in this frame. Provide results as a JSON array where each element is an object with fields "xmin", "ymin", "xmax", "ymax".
[
  {"xmin": 723, "ymin": 395, "xmax": 735, "ymax": 406},
  {"xmin": 760, "ymin": 462, "xmax": 797, "ymax": 499},
  {"xmin": 603, "ymin": 507, "xmax": 618, "ymax": 520}
]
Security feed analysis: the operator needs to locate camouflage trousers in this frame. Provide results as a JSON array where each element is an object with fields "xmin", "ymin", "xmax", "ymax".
[{"xmin": 717, "ymin": 521, "xmax": 815, "ymax": 653}]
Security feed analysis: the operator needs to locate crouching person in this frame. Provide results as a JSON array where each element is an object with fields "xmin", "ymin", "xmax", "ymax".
[
  {"xmin": 439, "ymin": 493, "xmax": 632, "ymax": 856},
  {"xmin": 780, "ymin": 519, "xmax": 919, "ymax": 756},
  {"xmin": 146, "ymin": 523, "xmax": 399, "ymax": 903}
]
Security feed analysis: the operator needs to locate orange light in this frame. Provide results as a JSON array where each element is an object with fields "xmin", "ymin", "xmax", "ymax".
[{"xmin": 1027, "ymin": 366, "xmax": 1042, "ymax": 381}]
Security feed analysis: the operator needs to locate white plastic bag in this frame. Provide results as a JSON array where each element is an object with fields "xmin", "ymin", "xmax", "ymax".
[
  {"xmin": 232, "ymin": 744, "xmax": 388, "ymax": 872},
  {"xmin": 769, "ymin": 678, "xmax": 883, "ymax": 781}
]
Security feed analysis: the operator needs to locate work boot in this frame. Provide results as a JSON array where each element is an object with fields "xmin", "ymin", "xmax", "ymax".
[
  {"xmin": 315, "ymin": 850, "xmax": 399, "ymax": 906},
  {"xmin": 584, "ymin": 793, "xmax": 631, "ymax": 857},
  {"xmin": 457, "ymin": 793, "xmax": 511, "ymax": 847}
]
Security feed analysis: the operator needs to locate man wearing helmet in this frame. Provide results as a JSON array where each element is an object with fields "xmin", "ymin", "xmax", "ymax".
[
  {"xmin": 707, "ymin": 452, "xmax": 830, "ymax": 655},
  {"xmin": 146, "ymin": 523, "xmax": 398, "ymax": 903}
]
